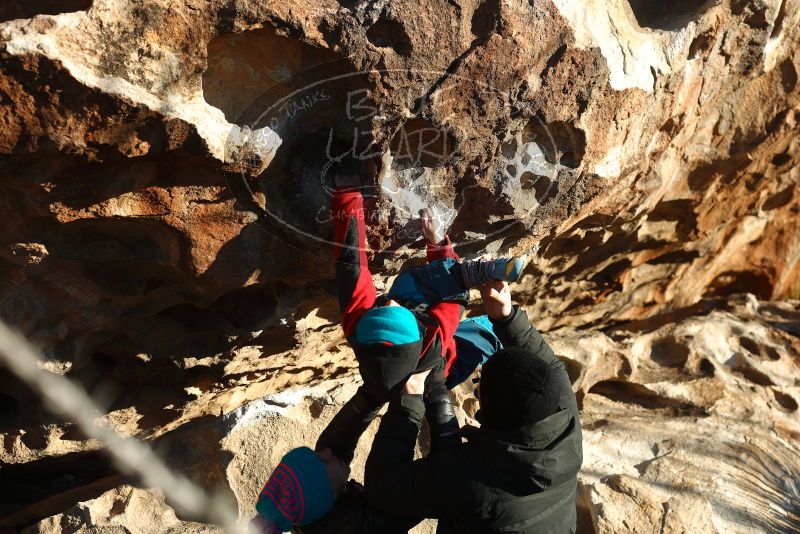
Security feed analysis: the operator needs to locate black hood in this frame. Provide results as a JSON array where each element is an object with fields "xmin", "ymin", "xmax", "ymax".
[
  {"xmin": 463, "ymin": 408, "xmax": 583, "ymax": 495},
  {"xmin": 352, "ymin": 340, "xmax": 425, "ymax": 399}
]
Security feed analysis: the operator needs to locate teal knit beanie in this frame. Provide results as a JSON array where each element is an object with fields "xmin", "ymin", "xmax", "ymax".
[
  {"xmin": 355, "ymin": 306, "xmax": 421, "ymax": 345},
  {"xmin": 255, "ymin": 447, "xmax": 335, "ymax": 531}
]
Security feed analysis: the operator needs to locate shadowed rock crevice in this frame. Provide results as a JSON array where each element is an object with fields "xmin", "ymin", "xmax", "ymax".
[
  {"xmin": 522, "ymin": 120, "xmax": 586, "ymax": 169},
  {"xmin": 0, "ymin": 0, "xmax": 93, "ymax": 23},
  {"xmin": 773, "ymin": 390, "xmax": 798, "ymax": 413},
  {"xmin": 0, "ymin": 392, "xmax": 20, "ymax": 430},
  {"xmin": 366, "ymin": 15, "xmax": 413, "ymax": 56},
  {"xmin": 627, "ymin": 0, "xmax": 712, "ymax": 30},
  {"xmin": 471, "ymin": 0, "xmax": 501, "ymax": 39},
  {"xmin": 0, "ymin": 451, "xmax": 118, "ymax": 521},
  {"xmin": 587, "ymin": 379, "xmax": 707, "ymax": 416},
  {"xmin": 650, "ymin": 337, "xmax": 691, "ymax": 368}
]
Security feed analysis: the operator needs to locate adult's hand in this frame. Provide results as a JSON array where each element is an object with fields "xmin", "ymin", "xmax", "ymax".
[
  {"xmin": 480, "ymin": 279, "xmax": 512, "ymax": 320},
  {"xmin": 402, "ymin": 368, "xmax": 431, "ymax": 395}
]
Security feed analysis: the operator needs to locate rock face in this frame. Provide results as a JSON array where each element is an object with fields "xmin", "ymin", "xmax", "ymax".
[{"xmin": 0, "ymin": 0, "xmax": 799, "ymax": 532}]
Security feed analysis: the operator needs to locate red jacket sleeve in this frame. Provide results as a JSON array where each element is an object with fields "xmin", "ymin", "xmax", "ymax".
[
  {"xmin": 332, "ymin": 189, "xmax": 376, "ymax": 337},
  {"xmin": 422, "ymin": 300, "xmax": 461, "ymax": 374},
  {"xmin": 426, "ymin": 235, "xmax": 459, "ymax": 262},
  {"xmin": 421, "ymin": 235, "xmax": 461, "ymax": 374}
]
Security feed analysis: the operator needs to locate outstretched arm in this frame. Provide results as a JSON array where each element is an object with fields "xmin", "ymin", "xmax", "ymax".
[
  {"xmin": 481, "ymin": 281, "xmax": 581, "ymax": 428},
  {"xmin": 410, "ymin": 208, "xmax": 464, "ymax": 363},
  {"xmin": 480, "ymin": 280, "xmax": 557, "ymax": 365},
  {"xmin": 332, "ymin": 189, "xmax": 377, "ymax": 337}
]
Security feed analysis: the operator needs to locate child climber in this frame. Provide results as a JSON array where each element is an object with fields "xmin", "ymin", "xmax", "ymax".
[{"xmin": 251, "ymin": 158, "xmax": 525, "ymax": 532}]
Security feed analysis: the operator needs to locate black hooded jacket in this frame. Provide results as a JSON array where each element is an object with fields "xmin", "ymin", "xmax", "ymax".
[{"xmin": 364, "ymin": 306, "xmax": 583, "ymax": 533}]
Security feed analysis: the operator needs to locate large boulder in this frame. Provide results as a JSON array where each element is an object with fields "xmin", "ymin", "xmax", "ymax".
[{"xmin": 0, "ymin": 0, "xmax": 798, "ymax": 531}]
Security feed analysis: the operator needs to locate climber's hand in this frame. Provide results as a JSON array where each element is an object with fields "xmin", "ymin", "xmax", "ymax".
[
  {"xmin": 419, "ymin": 207, "xmax": 445, "ymax": 245},
  {"xmin": 402, "ymin": 369, "xmax": 431, "ymax": 395},
  {"xmin": 480, "ymin": 279, "xmax": 512, "ymax": 320}
]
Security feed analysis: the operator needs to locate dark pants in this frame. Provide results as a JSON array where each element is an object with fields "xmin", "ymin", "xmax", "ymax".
[{"xmin": 316, "ymin": 358, "xmax": 457, "ymax": 463}]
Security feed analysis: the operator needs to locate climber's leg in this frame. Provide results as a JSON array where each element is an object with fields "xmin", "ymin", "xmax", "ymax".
[{"xmin": 332, "ymin": 188, "xmax": 378, "ymax": 338}]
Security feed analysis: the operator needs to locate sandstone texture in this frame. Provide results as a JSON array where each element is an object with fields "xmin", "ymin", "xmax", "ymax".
[{"xmin": 0, "ymin": 0, "xmax": 799, "ymax": 532}]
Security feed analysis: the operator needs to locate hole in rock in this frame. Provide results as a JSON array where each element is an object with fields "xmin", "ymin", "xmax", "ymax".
[
  {"xmin": 542, "ymin": 44, "xmax": 569, "ymax": 77},
  {"xmin": 54, "ymin": 218, "xmax": 182, "ymax": 264},
  {"xmin": 697, "ymin": 358, "xmax": 715, "ymax": 377},
  {"xmin": 737, "ymin": 1, "xmax": 770, "ymax": 29},
  {"xmin": 650, "ymin": 338, "xmax": 690, "ymax": 367},
  {"xmin": 739, "ymin": 336, "xmax": 761, "ymax": 355},
  {"xmin": 158, "ymin": 303, "xmax": 227, "ymax": 331},
  {"xmin": 648, "ymin": 198, "xmax": 695, "ymax": 222},
  {"xmin": 366, "ymin": 16, "xmax": 413, "ymax": 56},
  {"xmin": 779, "ymin": 58, "xmax": 798, "ymax": 92},
  {"xmin": 257, "ymin": 133, "xmax": 380, "ymax": 250},
  {"xmin": 522, "ymin": 121, "xmax": 585, "ymax": 169},
  {"xmin": 627, "ymin": 0, "xmax": 711, "ymax": 31},
  {"xmin": 771, "ymin": 152, "xmax": 792, "ymax": 167},
  {"xmin": 0, "ymin": 0, "xmax": 93, "ymax": 23},
  {"xmin": 567, "ymin": 214, "xmax": 619, "ymax": 233},
  {"xmin": 521, "ymin": 172, "xmax": 558, "ymax": 204},
  {"xmin": 501, "ymin": 138, "xmax": 518, "ymax": 159},
  {"xmin": 704, "ymin": 270, "xmax": 774, "ymax": 300},
  {"xmin": 91, "ymin": 351, "xmax": 119, "ymax": 369},
  {"xmin": 735, "ymin": 364, "xmax": 775, "ymax": 387},
  {"xmin": 65, "ymin": 342, "xmax": 133, "ymax": 407},
  {"xmin": 687, "ymin": 162, "xmax": 726, "ymax": 191},
  {"xmin": 774, "ymin": 390, "xmax": 798, "ymax": 413},
  {"xmin": 647, "ymin": 249, "xmax": 700, "ymax": 265},
  {"xmin": 688, "ymin": 32, "xmax": 714, "ymax": 59},
  {"xmin": 590, "ymin": 259, "xmax": 631, "ymax": 289},
  {"xmin": 520, "ymin": 171, "xmax": 537, "ymax": 190},
  {"xmin": 588, "ymin": 380, "xmax": 706, "ymax": 415},
  {"xmin": 471, "ymin": 0, "xmax": 501, "ymax": 38},
  {"xmin": 563, "ymin": 296, "xmax": 595, "ymax": 313},
  {"xmin": 541, "ymin": 230, "xmax": 605, "ymax": 261}
]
